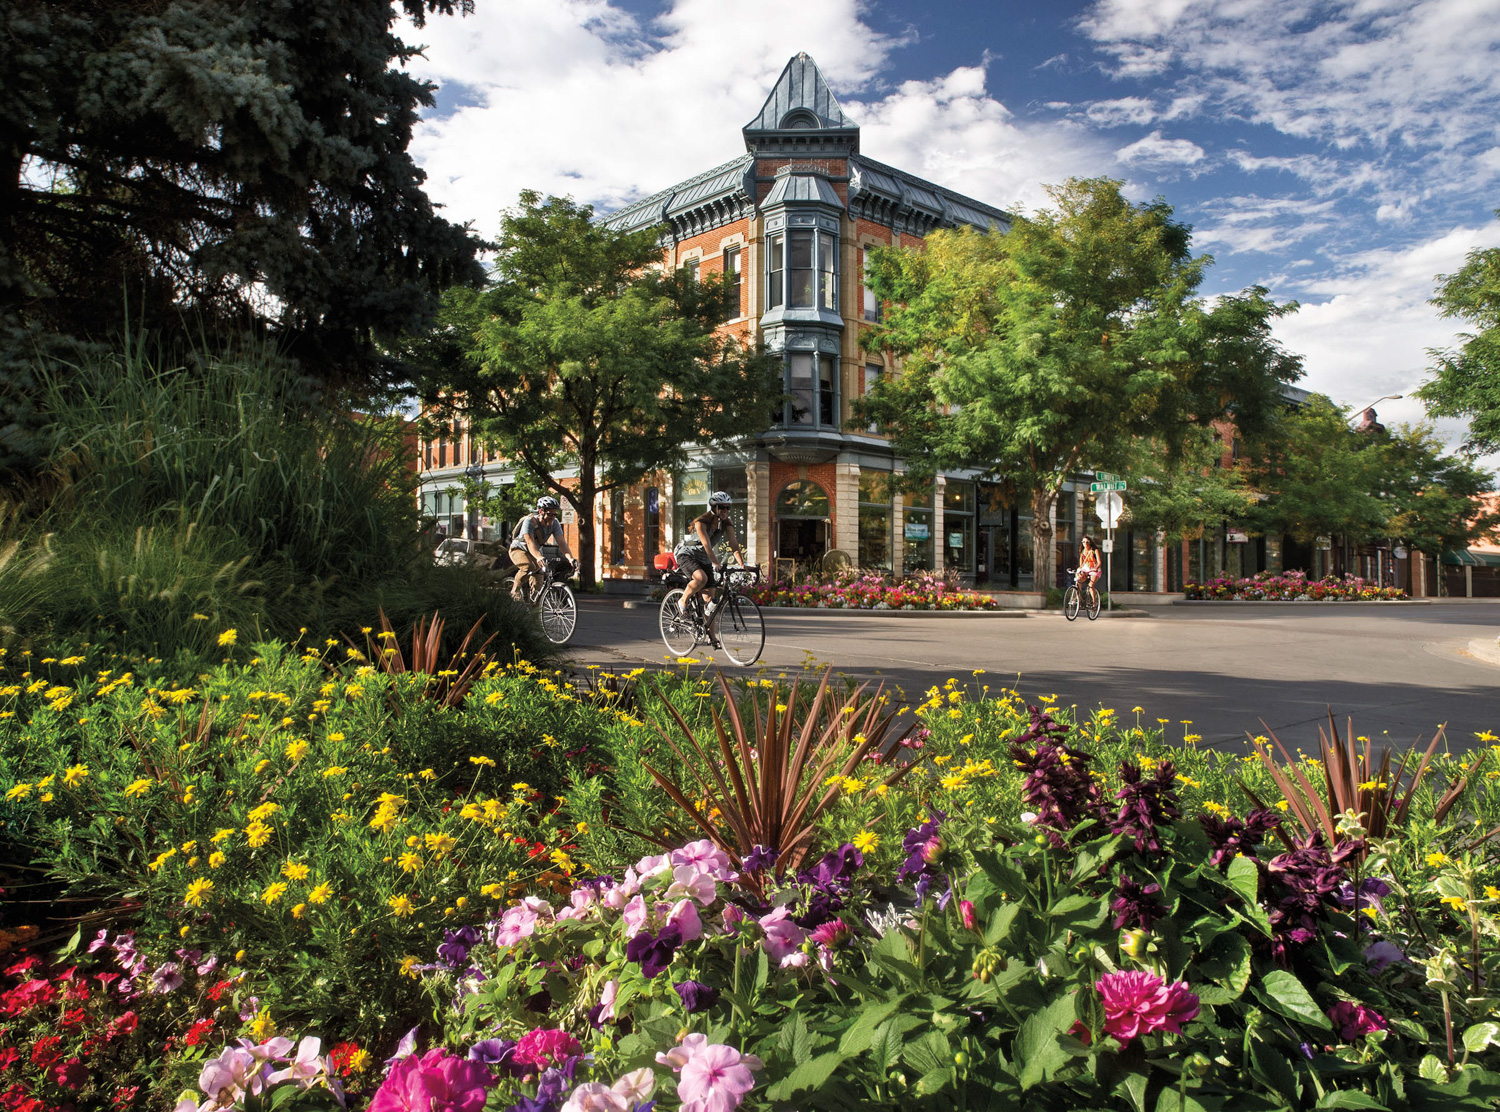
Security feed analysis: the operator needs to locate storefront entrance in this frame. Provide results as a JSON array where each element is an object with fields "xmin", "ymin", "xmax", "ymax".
[{"xmin": 775, "ymin": 479, "xmax": 830, "ymax": 572}]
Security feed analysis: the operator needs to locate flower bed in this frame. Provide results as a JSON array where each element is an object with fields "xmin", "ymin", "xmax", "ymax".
[
  {"xmin": 1184, "ymin": 570, "xmax": 1406, "ymax": 601},
  {"xmin": 750, "ymin": 570, "xmax": 1000, "ymax": 611}
]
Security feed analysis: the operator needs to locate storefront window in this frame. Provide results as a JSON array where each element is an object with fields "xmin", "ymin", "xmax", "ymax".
[
  {"xmin": 712, "ymin": 466, "xmax": 748, "ymax": 543},
  {"xmin": 903, "ymin": 485, "xmax": 935, "ymax": 574},
  {"xmin": 1131, "ymin": 531, "xmax": 1154, "ymax": 591},
  {"xmin": 943, "ymin": 480, "xmax": 975, "ymax": 575},
  {"xmin": 859, "ymin": 470, "xmax": 893, "ymax": 573},
  {"xmin": 674, "ymin": 468, "xmax": 709, "ymax": 545}
]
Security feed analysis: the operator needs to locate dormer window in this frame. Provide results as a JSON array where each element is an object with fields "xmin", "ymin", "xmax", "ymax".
[{"xmin": 780, "ymin": 108, "xmax": 820, "ymax": 129}]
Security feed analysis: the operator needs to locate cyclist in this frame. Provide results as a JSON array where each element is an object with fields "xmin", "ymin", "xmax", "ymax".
[
  {"xmin": 1076, "ymin": 536, "xmax": 1102, "ymax": 601},
  {"xmin": 675, "ymin": 491, "xmax": 745, "ymax": 628},
  {"xmin": 510, "ymin": 496, "xmax": 577, "ymax": 599}
]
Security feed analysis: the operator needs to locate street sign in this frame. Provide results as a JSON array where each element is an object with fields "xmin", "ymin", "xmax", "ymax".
[
  {"xmin": 1094, "ymin": 471, "xmax": 1120, "ymax": 482},
  {"xmin": 1090, "ymin": 480, "xmax": 1128, "ymax": 493},
  {"xmin": 1101, "ymin": 538, "xmax": 1114, "ymax": 554},
  {"xmin": 1094, "ymin": 490, "xmax": 1123, "ymax": 527}
]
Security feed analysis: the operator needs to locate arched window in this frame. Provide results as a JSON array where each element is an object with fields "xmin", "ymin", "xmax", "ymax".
[{"xmin": 774, "ymin": 480, "xmax": 830, "ymax": 518}]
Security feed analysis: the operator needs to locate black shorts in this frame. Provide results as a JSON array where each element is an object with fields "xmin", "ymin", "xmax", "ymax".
[{"xmin": 675, "ymin": 548, "xmax": 714, "ymax": 586}]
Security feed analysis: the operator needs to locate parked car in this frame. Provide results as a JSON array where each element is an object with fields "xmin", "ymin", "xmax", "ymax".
[
  {"xmin": 434, "ymin": 537, "xmax": 512, "ymax": 572},
  {"xmin": 433, "ymin": 537, "xmax": 471, "ymax": 566}
]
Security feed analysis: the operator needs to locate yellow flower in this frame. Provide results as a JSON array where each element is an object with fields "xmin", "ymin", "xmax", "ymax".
[
  {"xmin": 308, "ymin": 882, "xmax": 333, "ymax": 905},
  {"xmin": 940, "ymin": 774, "xmax": 967, "ymax": 791},
  {"xmin": 184, "ymin": 878, "xmax": 214, "ymax": 907},
  {"xmin": 244, "ymin": 821, "xmax": 273, "ymax": 848},
  {"xmin": 208, "ymin": 851, "xmax": 226, "ymax": 869},
  {"xmin": 122, "ymin": 778, "xmax": 154, "ymax": 797},
  {"xmin": 348, "ymin": 1049, "xmax": 372, "ymax": 1073},
  {"xmin": 63, "ymin": 764, "xmax": 90, "ymax": 788},
  {"xmin": 211, "ymin": 827, "xmax": 236, "ymax": 844},
  {"xmin": 397, "ymin": 851, "xmax": 423, "ymax": 873},
  {"xmin": 290, "ymin": 903, "xmax": 306, "ymax": 919},
  {"xmin": 260, "ymin": 881, "xmax": 288, "ymax": 904},
  {"xmin": 4, "ymin": 783, "xmax": 31, "ymax": 801},
  {"xmin": 419, "ymin": 768, "xmax": 437, "ymax": 781},
  {"xmin": 250, "ymin": 1007, "xmax": 275, "ymax": 1040},
  {"xmin": 149, "ymin": 847, "xmax": 177, "ymax": 871},
  {"xmin": 281, "ymin": 860, "xmax": 310, "ymax": 881},
  {"xmin": 1427, "ymin": 853, "xmax": 1450, "ymax": 868},
  {"xmin": 470, "ymin": 755, "xmax": 496, "ymax": 768},
  {"xmin": 388, "ymin": 895, "xmax": 414, "ymax": 917},
  {"xmin": 481, "ymin": 883, "xmax": 504, "ymax": 899},
  {"xmin": 253, "ymin": 759, "xmax": 272, "ymax": 775},
  {"xmin": 423, "ymin": 832, "xmax": 457, "ymax": 856},
  {"xmin": 247, "ymin": 801, "xmax": 281, "ymax": 822},
  {"xmin": 1440, "ymin": 895, "xmax": 1468, "ymax": 913},
  {"xmin": 218, "ymin": 629, "xmax": 237, "ymax": 647},
  {"xmin": 841, "ymin": 777, "xmax": 866, "ymax": 794},
  {"xmin": 852, "ymin": 831, "xmax": 879, "ymax": 853},
  {"xmin": 1484, "ymin": 886, "xmax": 1500, "ymax": 900},
  {"xmin": 399, "ymin": 955, "xmax": 419, "ymax": 977},
  {"xmin": 284, "ymin": 739, "xmax": 309, "ymax": 762}
]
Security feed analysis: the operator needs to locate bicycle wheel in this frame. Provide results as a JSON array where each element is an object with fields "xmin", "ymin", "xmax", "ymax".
[
  {"xmin": 1064, "ymin": 585, "xmax": 1080, "ymax": 621},
  {"xmin": 717, "ymin": 593, "xmax": 765, "ymax": 666},
  {"xmin": 659, "ymin": 588, "xmax": 700, "ymax": 656},
  {"xmin": 539, "ymin": 584, "xmax": 577, "ymax": 644},
  {"xmin": 1085, "ymin": 585, "xmax": 1101, "ymax": 620}
]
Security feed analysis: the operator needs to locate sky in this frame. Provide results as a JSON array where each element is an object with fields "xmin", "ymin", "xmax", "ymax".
[{"xmin": 399, "ymin": 0, "xmax": 1500, "ymax": 467}]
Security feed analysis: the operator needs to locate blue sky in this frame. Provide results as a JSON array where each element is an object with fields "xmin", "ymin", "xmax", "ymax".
[{"xmin": 403, "ymin": 0, "xmax": 1500, "ymax": 464}]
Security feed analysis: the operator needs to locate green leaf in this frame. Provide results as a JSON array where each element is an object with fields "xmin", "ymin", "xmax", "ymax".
[
  {"xmin": 1250, "ymin": 1038, "xmax": 1300, "ymax": 1104},
  {"xmin": 1153, "ymin": 1087, "xmax": 1222, "ymax": 1112},
  {"xmin": 1225, "ymin": 853, "xmax": 1260, "ymax": 905},
  {"xmin": 868, "ymin": 1021, "xmax": 903, "ymax": 1073},
  {"xmin": 1257, "ymin": 969, "xmax": 1332, "ymax": 1029},
  {"xmin": 1463, "ymin": 1021, "xmax": 1500, "ymax": 1053},
  {"xmin": 1418, "ymin": 1056, "xmax": 1448, "ymax": 1083},
  {"xmin": 763, "ymin": 1051, "xmax": 844, "ymax": 1100},
  {"xmin": 839, "ymin": 999, "xmax": 903, "ymax": 1057},
  {"xmin": 1315, "ymin": 1092, "xmax": 1390, "ymax": 1109},
  {"xmin": 916, "ymin": 1066, "xmax": 956, "ymax": 1097},
  {"xmin": 778, "ymin": 1012, "xmax": 812, "ymax": 1065},
  {"xmin": 985, "ymin": 902, "xmax": 1022, "ymax": 948},
  {"xmin": 1116, "ymin": 1071, "xmax": 1150, "ymax": 1112},
  {"xmin": 1014, "ymin": 992, "xmax": 1078, "ymax": 1090},
  {"xmin": 1196, "ymin": 931, "xmax": 1251, "ymax": 998},
  {"xmin": 903, "ymin": 1031, "xmax": 953, "ymax": 1076}
]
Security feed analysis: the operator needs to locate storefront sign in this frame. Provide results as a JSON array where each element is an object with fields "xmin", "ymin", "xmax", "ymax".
[
  {"xmin": 1315, "ymin": 535, "xmax": 1332, "ymax": 550},
  {"xmin": 948, "ymin": 532, "xmax": 964, "ymax": 548},
  {"xmin": 1226, "ymin": 531, "xmax": 1248, "ymax": 543},
  {"xmin": 904, "ymin": 523, "xmax": 929, "ymax": 540}
]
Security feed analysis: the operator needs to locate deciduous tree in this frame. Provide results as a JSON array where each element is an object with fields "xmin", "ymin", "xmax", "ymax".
[
  {"xmin": 410, "ymin": 193, "xmax": 781, "ymax": 588},
  {"xmin": 854, "ymin": 178, "xmax": 1301, "ymax": 590},
  {"xmin": 1418, "ymin": 210, "xmax": 1500, "ymax": 453}
]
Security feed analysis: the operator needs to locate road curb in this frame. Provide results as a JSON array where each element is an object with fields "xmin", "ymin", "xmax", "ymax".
[{"xmin": 1171, "ymin": 599, "xmax": 1432, "ymax": 607}]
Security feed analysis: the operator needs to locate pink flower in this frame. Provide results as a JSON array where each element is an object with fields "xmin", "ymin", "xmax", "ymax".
[
  {"xmin": 959, "ymin": 900, "xmax": 977, "ymax": 930},
  {"xmin": 596, "ymin": 979, "xmax": 620, "ymax": 1023},
  {"xmin": 1328, "ymin": 1001, "xmax": 1389, "ymax": 1041},
  {"xmin": 665, "ymin": 865, "xmax": 719, "ymax": 906},
  {"xmin": 512, "ymin": 1028, "xmax": 581, "ymax": 1072},
  {"xmin": 1096, "ymin": 970, "xmax": 1200, "ymax": 1044},
  {"xmin": 491, "ymin": 897, "xmax": 552, "ymax": 948},
  {"xmin": 556, "ymin": 888, "xmax": 599, "ymax": 922},
  {"xmin": 670, "ymin": 840, "xmax": 736, "ymax": 881},
  {"xmin": 621, "ymin": 895, "xmax": 652, "ymax": 939},
  {"xmin": 676, "ymin": 1042, "xmax": 763, "ymax": 1112},
  {"xmin": 757, "ymin": 906, "xmax": 806, "ymax": 965},
  {"xmin": 667, "ymin": 898, "xmax": 703, "ymax": 942},
  {"xmin": 368, "ymin": 1048, "xmax": 496, "ymax": 1112}
]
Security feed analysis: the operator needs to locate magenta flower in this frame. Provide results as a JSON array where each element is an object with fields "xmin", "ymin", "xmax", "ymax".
[
  {"xmin": 1096, "ymin": 970, "xmax": 1201, "ymax": 1044},
  {"xmin": 368, "ymin": 1048, "xmax": 496, "ymax": 1112},
  {"xmin": 512, "ymin": 1028, "xmax": 582, "ymax": 1072},
  {"xmin": 1327, "ymin": 1001, "xmax": 1389, "ymax": 1041}
]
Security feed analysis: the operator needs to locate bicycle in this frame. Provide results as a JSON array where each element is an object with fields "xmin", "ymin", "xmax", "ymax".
[
  {"xmin": 657, "ymin": 559, "xmax": 765, "ymax": 666},
  {"xmin": 518, "ymin": 557, "xmax": 578, "ymax": 644},
  {"xmin": 1063, "ymin": 568, "xmax": 1102, "ymax": 621}
]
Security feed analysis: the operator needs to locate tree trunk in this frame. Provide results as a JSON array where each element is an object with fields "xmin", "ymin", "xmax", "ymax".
[
  {"xmin": 572, "ymin": 468, "xmax": 598, "ymax": 590},
  {"xmin": 1030, "ymin": 486, "xmax": 1058, "ymax": 595}
]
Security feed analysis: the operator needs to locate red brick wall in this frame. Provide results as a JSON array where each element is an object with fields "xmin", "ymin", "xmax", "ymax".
[{"xmin": 767, "ymin": 460, "xmax": 842, "ymax": 558}]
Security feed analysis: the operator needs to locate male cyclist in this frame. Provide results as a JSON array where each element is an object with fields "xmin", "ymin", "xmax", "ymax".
[
  {"xmin": 510, "ymin": 496, "xmax": 577, "ymax": 599},
  {"xmin": 675, "ymin": 491, "xmax": 745, "ymax": 627}
]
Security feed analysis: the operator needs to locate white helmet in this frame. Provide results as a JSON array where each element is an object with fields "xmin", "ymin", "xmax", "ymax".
[
  {"xmin": 536, "ymin": 496, "xmax": 560, "ymax": 513},
  {"xmin": 709, "ymin": 491, "xmax": 732, "ymax": 507}
]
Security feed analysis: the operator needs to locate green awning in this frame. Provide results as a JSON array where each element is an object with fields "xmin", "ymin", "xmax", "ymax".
[{"xmin": 1443, "ymin": 549, "xmax": 1500, "ymax": 567}]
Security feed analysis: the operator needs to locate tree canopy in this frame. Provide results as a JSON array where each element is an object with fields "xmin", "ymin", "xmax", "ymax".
[
  {"xmin": 1417, "ymin": 209, "xmax": 1500, "ymax": 454},
  {"xmin": 0, "ymin": 0, "xmax": 484, "ymax": 459},
  {"xmin": 409, "ymin": 192, "xmax": 781, "ymax": 587},
  {"xmin": 1122, "ymin": 426, "xmax": 1257, "ymax": 545},
  {"xmin": 854, "ymin": 177, "xmax": 1303, "ymax": 589}
]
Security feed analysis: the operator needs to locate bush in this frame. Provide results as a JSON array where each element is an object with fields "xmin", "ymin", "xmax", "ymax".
[{"xmin": 1184, "ymin": 570, "xmax": 1406, "ymax": 601}]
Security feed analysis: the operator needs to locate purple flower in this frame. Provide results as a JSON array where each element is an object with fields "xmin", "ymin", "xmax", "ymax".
[
  {"xmin": 1362, "ymin": 940, "xmax": 1406, "ymax": 972},
  {"xmin": 1106, "ymin": 761, "xmax": 1181, "ymax": 855},
  {"xmin": 1327, "ymin": 1001, "xmax": 1389, "ymax": 1041},
  {"xmin": 467, "ymin": 1039, "xmax": 517, "ymax": 1069},
  {"xmin": 625, "ymin": 923, "xmax": 684, "ymax": 979},
  {"xmin": 1198, "ymin": 808, "xmax": 1280, "ymax": 868},
  {"xmin": 797, "ymin": 844, "xmax": 863, "ymax": 891},
  {"xmin": 809, "ymin": 918, "xmax": 855, "ymax": 949},
  {"xmin": 1263, "ymin": 831, "xmax": 1363, "ymax": 963},
  {"xmin": 673, "ymin": 980, "xmax": 721, "ymax": 1013},
  {"xmin": 1008, "ymin": 714, "xmax": 1102, "ymax": 846},
  {"xmin": 741, "ymin": 845, "xmax": 778, "ymax": 873},
  {"xmin": 438, "ymin": 926, "xmax": 482, "ymax": 969},
  {"xmin": 148, "ymin": 962, "xmax": 184, "ymax": 994},
  {"xmin": 1110, "ymin": 873, "xmax": 1167, "ymax": 931}
]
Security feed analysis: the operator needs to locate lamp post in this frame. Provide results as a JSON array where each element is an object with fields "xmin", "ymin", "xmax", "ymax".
[
  {"xmin": 1348, "ymin": 393, "xmax": 1402, "ymax": 426},
  {"xmin": 464, "ymin": 459, "xmax": 486, "ymax": 540},
  {"xmin": 1347, "ymin": 394, "xmax": 1402, "ymax": 587}
]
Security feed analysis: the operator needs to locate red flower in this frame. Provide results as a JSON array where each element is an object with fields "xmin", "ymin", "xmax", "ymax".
[
  {"xmin": 2, "ymin": 957, "xmax": 40, "ymax": 978},
  {"xmin": 329, "ymin": 1040, "xmax": 362, "ymax": 1076},
  {"xmin": 0, "ymin": 1047, "xmax": 18, "ymax": 1071},
  {"xmin": 112, "ymin": 1087, "xmax": 140, "ymax": 1107},
  {"xmin": 50, "ymin": 1058, "xmax": 88, "ymax": 1091},
  {"xmin": 29, "ymin": 1035, "xmax": 63, "ymax": 1069},
  {"xmin": 2, "ymin": 980, "xmax": 55, "ymax": 1015},
  {"xmin": 184, "ymin": 1018, "xmax": 216, "ymax": 1047},
  {"xmin": 60, "ymin": 1007, "xmax": 89, "ymax": 1032},
  {"xmin": 106, "ymin": 1011, "xmax": 138, "ymax": 1040},
  {"xmin": 206, "ymin": 978, "xmax": 233, "ymax": 1002}
]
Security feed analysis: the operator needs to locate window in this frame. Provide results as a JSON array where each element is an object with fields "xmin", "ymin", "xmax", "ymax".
[
  {"xmin": 862, "ymin": 247, "xmax": 882, "ymax": 322},
  {"xmin": 785, "ymin": 353, "xmax": 838, "ymax": 428},
  {"xmin": 644, "ymin": 486, "xmax": 661, "ymax": 566},
  {"xmin": 766, "ymin": 229, "xmax": 836, "ymax": 311},
  {"xmin": 903, "ymin": 485, "xmax": 935, "ymax": 574},
  {"xmin": 863, "ymin": 363, "xmax": 882, "ymax": 431},
  {"xmin": 858, "ymin": 470, "xmax": 893, "ymax": 573},
  {"xmin": 684, "ymin": 257, "xmax": 699, "ymax": 284},
  {"xmin": 944, "ymin": 481, "xmax": 975, "ymax": 576},
  {"xmin": 767, "ymin": 236, "xmax": 784, "ymax": 309},
  {"xmin": 723, "ymin": 246, "xmax": 741, "ymax": 319},
  {"xmin": 610, "ymin": 489, "xmax": 626, "ymax": 565}
]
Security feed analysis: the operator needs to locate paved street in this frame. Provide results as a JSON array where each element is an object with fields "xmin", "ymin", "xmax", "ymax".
[{"xmin": 564, "ymin": 597, "xmax": 1500, "ymax": 753}]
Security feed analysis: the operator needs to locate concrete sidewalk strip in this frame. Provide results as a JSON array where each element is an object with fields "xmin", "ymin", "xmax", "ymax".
[{"xmin": 1172, "ymin": 599, "xmax": 1432, "ymax": 606}]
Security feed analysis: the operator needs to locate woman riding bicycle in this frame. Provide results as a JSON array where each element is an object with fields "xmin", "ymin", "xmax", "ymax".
[
  {"xmin": 1076, "ymin": 536, "xmax": 1102, "ymax": 597},
  {"xmin": 675, "ymin": 491, "xmax": 744, "ymax": 620}
]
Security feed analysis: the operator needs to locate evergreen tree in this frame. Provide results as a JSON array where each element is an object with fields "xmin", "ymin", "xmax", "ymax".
[
  {"xmin": 409, "ymin": 193, "xmax": 781, "ymax": 588},
  {"xmin": 1, "ymin": 0, "xmax": 484, "ymax": 463}
]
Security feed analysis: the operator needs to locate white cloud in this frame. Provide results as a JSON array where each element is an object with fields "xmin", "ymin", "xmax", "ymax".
[
  {"xmin": 1084, "ymin": 96, "xmax": 1158, "ymax": 127},
  {"xmin": 1270, "ymin": 220, "xmax": 1500, "ymax": 462},
  {"xmin": 1195, "ymin": 194, "xmax": 1338, "ymax": 255},
  {"xmin": 1114, "ymin": 129, "xmax": 1205, "ymax": 169}
]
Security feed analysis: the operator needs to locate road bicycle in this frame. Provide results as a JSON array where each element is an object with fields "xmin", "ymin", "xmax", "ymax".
[
  {"xmin": 1063, "ymin": 568, "xmax": 1102, "ymax": 622},
  {"xmin": 518, "ymin": 557, "xmax": 578, "ymax": 645},
  {"xmin": 656, "ymin": 558, "xmax": 765, "ymax": 666}
]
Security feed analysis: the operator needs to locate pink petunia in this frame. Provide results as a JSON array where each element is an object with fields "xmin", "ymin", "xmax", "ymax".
[
  {"xmin": 512, "ymin": 1028, "xmax": 581, "ymax": 1072},
  {"xmin": 667, "ymin": 898, "xmax": 704, "ymax": 943},
  {"xmin": 675, "ymin": 1042, "xmax": 763, "ymax": 1112},
  {"xmin": 491, "ymin": 898, "xmax": 552, "ymax": 948},
  {"xmin": 757, "ymin": 907, "xmax": 806, "ymax": 966},
  {"xmin": 368, "ymin": 1048, "xmax": 496, "ymax": 1112}
]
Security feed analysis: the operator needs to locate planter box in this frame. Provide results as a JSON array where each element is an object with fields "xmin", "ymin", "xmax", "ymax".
[{"xmin": 975, "ymin": 590, "xmax": 1047, "ymax": 610}]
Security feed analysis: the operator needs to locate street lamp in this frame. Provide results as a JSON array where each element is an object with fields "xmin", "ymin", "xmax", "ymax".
[
  {"xmin": 1348, "ymin": 394, "xmax": 1402, "ymax": 425},
  {"xmin": 463, "ymin": 459, "xmax": 486, "ymax": 539}
]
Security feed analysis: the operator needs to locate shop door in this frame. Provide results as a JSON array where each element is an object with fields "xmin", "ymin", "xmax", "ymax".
[{"xmin": 777, "ymin": 519, "xmax": 827, "ymax": 568}]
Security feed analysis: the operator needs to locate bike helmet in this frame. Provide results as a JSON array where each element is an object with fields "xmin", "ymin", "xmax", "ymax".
[
  {"xmin": 536, "ymin": 496, "xmax": 560, "ymax": 513},
  {"xmin": 708, "ymin": 491, "xmax": 732, "ymax": 507}
]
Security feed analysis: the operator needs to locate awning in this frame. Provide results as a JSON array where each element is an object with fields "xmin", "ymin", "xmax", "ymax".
[{"xmin": 1442, "ymin": 549, "xmax": 1500, "ymax": 568}]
